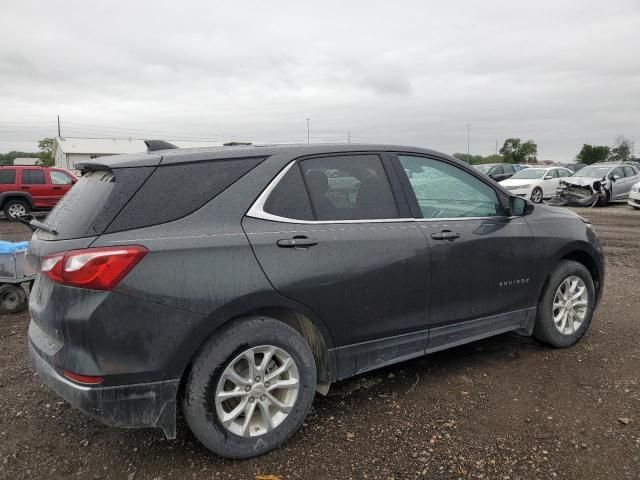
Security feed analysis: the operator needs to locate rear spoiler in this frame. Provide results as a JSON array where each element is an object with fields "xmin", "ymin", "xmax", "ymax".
[
  {"xmin": 75, "ymin": 140, "xmax": 176, "ymax": 172},
  {"xmin": 144, "ymin": 140, "xmax": 178, "ymax": 152}
]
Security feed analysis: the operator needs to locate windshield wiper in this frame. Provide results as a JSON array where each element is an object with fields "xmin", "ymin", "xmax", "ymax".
[{"xmin": 15, "ymin": 215, "xmax": 58, "ymax": 235}]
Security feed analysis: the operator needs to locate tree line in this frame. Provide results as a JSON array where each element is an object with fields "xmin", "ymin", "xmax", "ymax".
[
  {"xmin": 0, "ymin": 139, "xmax": 55, "ymax": 166},
  {"xmin": 454, "ymin": 135, "xmax": 635, "ymax": 165}
]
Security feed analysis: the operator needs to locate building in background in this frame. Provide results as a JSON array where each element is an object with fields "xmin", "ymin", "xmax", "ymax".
[
  {"xmin": 13, "ymin": 157, "xmax": 39, "ymax": 166},
  {"xmin": 53, "ymin": 137, "xmax": 223, "ymax": 171}
]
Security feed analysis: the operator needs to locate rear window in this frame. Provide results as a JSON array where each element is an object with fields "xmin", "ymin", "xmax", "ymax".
[
  {"xmin": 106, "ymin": 157, "xmax": 264, "ymax": 232},
  {"xmin": 43, "ymin": 170, "xmax": 122, "ymax": 240},
  {"xmin": 0, "ymin": 169, "xmax": 16, "ymax": 184},
  {"xmin": 42, "ymin": 157, "xmax": 264, "ymax": 240}
]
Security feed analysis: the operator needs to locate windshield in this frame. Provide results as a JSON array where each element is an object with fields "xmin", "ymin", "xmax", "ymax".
[
  {"xmin": 572, "ymin": 166, "xmax": 611, "ymax": 178},
  {"xmin": 511, "ymin": 169, "xmax": 545, "ymax": 180},
  {"xmin": 474, "ymin": 165, "xmax": 493, "ymax": 174}
]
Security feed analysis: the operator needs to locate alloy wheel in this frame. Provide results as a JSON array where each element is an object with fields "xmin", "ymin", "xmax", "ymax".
[
  {"xmin": 8, "ymin": 203, "xmax": 26, "ymax": 218},
  {"xmin": 531, "ymin": 188, "xmax": 543, "ymax": 203},
  {"xmin": 552, "ymin": 275, "xmax": 589, "ymax": 335},
  {"xmin": 215, "ymin": 345, "xmax": 300, "ymax": 437}
]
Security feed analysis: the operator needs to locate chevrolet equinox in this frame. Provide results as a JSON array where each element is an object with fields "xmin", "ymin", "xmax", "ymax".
[{"xmin": 27, "ymin": 143, "xmax": 604, "ymax": 458}]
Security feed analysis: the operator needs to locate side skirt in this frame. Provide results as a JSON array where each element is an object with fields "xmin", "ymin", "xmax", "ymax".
[{"xmin": 330, "ymin": 308, "xmax": 536, "ymax": 381}]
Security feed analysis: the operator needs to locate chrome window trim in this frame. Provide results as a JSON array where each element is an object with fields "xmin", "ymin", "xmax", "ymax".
[{"xmin": 246, "ymin": 160, "xmax": 513, "ymax": 225}]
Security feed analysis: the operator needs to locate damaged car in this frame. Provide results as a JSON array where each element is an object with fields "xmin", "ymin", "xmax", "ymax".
[{"xmin": 547, "ymin": 162, "xmax": 640, "ymax": 207}]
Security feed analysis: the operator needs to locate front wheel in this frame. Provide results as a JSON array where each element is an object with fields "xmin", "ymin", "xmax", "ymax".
[
  {"xmin": 183, "ymin": 316, "xmax": 317, "ymax": 458},
  {"xmin": 531, "ymin": 187, "xmax": 544, "ymax": 204},
  {"xmin": 533, "ymin": 260, "xmax": 596, "ymax": 348}
]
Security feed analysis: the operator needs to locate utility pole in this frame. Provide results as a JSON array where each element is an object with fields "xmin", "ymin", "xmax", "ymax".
[
  {"xmin": 306, "ymin": 118, "xmax": 310, "ymax": 144},
  {"xmin": 466, "ymin": 123, "xmax": 470, "ymax": 162},
  {"xmin": 495, "ymin": 139, "xmax": 498, "ymax": 155},
  {"xmin": 57, "ymin": 115, "xmax": 61, "ymax": 137}
]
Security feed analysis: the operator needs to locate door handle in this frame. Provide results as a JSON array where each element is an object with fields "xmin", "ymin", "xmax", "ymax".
[
  {"xmin": 431, "ymin": 230, "xmax": 460, "ymax": 240},
  {"xmin": 52, "ymin": 186, "xmax": 62, "ymax": 190},
  {"xmin": 277, "ymin": 236, "xmax": 318, "ymax": 248},
  {"xmin": 21, "ymin": 186, "xmax": 30, "ymax": 190}
]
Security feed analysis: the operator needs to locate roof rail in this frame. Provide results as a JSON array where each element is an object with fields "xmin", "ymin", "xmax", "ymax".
[
  {"xmin": 144, "ymin": 140, "xmax": 178, "ymax": 152},
  {"xmin": 223, "ymin": 141, "xmax": 252, "ymax": 146}
]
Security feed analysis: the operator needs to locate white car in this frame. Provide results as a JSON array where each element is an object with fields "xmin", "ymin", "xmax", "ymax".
[
  {"xmin": 629, "ymin": 181, "xmax": 640, "ymax": 209},
  {"xmin": 499, "ymin": 166, "xmax": 573, "ymax": 203}
]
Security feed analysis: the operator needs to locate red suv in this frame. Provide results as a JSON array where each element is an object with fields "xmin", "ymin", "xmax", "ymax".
[{"xmin": 0, "ymin": 166, "xmax": 77, "ymax": 220}]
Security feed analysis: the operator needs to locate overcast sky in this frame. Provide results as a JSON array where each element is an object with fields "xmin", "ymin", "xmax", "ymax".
[{"xmin": 1, "ymin": 0, "xmax": 639, "ymax": 159}]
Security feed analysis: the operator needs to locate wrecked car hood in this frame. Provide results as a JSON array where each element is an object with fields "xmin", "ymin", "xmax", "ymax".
[{"xmin": 561, "ymin": 176, "xmax": 605, "ymax": 187}]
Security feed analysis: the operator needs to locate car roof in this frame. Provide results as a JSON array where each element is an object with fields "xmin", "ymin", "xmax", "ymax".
[{"xmin": 78, "ymin": 143, "xmax": 462, "ymax": 169}]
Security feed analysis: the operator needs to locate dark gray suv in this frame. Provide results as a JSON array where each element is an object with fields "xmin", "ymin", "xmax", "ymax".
[{"xmin": 27, "ymin": 144, "xmax": 604, "ymax": 458}]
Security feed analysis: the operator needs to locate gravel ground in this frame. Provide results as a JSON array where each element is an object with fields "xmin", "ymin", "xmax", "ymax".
[{"xmin": 1, "ymin": 203, "xmax": 639, "ymax": 480}]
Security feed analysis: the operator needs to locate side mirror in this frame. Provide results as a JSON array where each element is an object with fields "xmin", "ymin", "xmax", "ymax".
[
  {"xmin": 544, "ymin": 175, "xmax": 553, "ymax": 180},
  {"xmin": 510, "ymin": 196, "xmax": 534, "ymax": 216}
]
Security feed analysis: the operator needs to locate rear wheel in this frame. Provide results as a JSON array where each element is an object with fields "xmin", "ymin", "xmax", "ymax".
[
  {"xmin": 533, "ymin": 260, "xmax": 595, "ymax": 348},
  {"xmin": 531, "ymin": 187, "xmax": 543, "ymax": 203},
  {"xmin": 3, "ymin": 199, "xmax": 30, "ymax": 221},
  {"xmin": 0, "ymin": 284, "xmax": 28, "ymax": 314},
  {"xmin": 182, "ymin": 316, "xmax": 317, "ymax": 458}
]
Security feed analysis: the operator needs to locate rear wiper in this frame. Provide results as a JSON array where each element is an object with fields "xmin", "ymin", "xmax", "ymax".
[{"xmin": 15, "ymin": 215, "xmax": 58, "ymax": 235}]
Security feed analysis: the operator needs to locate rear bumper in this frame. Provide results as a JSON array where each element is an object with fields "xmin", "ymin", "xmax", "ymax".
[{"xmin": 28, "ymin": 339, "xmax": 179, "ymax": 438}]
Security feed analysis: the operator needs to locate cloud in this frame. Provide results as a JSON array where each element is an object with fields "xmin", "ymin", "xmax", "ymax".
[{"xmin": 1, "ymin": 0, "xmax": 639, "ymax": 158}]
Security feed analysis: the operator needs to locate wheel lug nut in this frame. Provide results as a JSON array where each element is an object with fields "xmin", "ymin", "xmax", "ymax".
[
  {"xmin": 264, "ymin": 382, "xmax": 270, "ymax": 388},
  {"xmin": 255, "ymin": 376, "xmax": 260, "ymax": 382},
  {"xmin": 249, "ymin": 397, "xmax": 255, "ymax": 402},
  {"xmin": 245, "ymin": 385, "xmax": 251, "ymax": 392},
  {"xmin": 260, "ymin": 395, "xmax": 266, "ymax": 401}
]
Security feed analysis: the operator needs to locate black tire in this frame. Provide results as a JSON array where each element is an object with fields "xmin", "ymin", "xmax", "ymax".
[
  {"xmin": 531, "ymin": 187, "xmax": 544, "ymax": 204},
  {"xmin": 533, "ymin": 260, "xmax": 596, "ymax": 348},
  {"xmin": 0, "ymin": 284, "xmax": 28, "ymax": 314},
  {"xmin": 597, "ymin": 190, "xmax": 610, "ymax": 207},
  {"xmin": 3, "ymin": 199, "xmax": 30, "ymax": 221},
  {"xmin": 182, "ymin": 316, "xmax": 317, "ymax": 458}
]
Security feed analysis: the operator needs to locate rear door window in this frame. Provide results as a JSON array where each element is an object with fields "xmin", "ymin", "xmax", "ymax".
[
  {"xmin": 21, "ymin": 169, "xmax": 45, "ymax": 184},
  {"xmin": 623, "ymin": 166, "xmax": 637, "ymax": 177},
  {"xmin": 298, "ymin": 154, "xmax": 399, "ymax": 221},
  {"xmin": 263, "ymin": 165, "xmax": 314, "ymax": 221},
  {"xmin": 0, "ymin": 169, "xmax": 16, "ymax": 184}
]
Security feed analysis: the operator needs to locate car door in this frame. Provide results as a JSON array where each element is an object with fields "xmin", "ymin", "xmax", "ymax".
[
  {"xmin": 391, "ymin": 154, "xmax": 537, "ymax": 353},
  {"xmin": 48, "ymin": 170, "xmax": 75, "ymax": 203},
  {"xmin": 609, "ymin": 167, "xmax": 627, "ymax": 199},
  {"xmin": 242, "ymin": 153, "xmax": 431, "ymax": 380},
  {"xmin": 541, "ymin": 168, "xmax": 559, "ymax": 197},
  {"xmin": 20, "ymin": 168, "xmax": 51, "ymax": 208}
]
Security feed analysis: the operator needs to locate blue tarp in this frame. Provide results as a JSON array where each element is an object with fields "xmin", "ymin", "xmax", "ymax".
[{"xmin": 0, "ymin": 241, "xmax": 29, "ymax": 254}]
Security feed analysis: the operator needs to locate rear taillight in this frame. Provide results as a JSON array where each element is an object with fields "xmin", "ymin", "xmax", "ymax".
[{"xmin": 41, "ymin": 246, "xmax": 148, "ymax": 290}]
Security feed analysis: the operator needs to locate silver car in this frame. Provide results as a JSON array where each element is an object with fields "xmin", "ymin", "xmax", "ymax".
[{"xmin": 556, "ymin": 162, "xmax": 640, "ymax": 206}]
